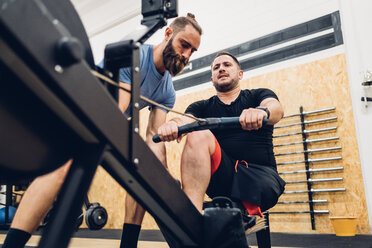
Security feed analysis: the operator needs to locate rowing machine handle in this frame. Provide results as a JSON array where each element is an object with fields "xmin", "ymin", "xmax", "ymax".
[{"xmin": 152, "ymin": 117, "xmax": 268, "ymax": 143}]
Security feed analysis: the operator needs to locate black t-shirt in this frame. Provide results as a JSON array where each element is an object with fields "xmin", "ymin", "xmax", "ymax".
[{"xmin": 185, "ymin": 88, "xmax": 278, "ymax": 169}]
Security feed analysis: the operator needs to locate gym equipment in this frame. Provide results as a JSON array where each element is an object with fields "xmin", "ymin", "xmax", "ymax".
[
  {"xmin": 274, "ymin": 116, "xmax": 337, "ymax": 129},
  {"xmin": 270, "ymin": 210, "xmax": 329, "ymax": 214},
  {"xmin": 0, "ymin": 206, "xmax": 16, "ymax": 224},
  {"xmin": 282, "ymin": 107, "xmax": 335, "ymax": 119},
  {"xmin": 274, "ymin": 136, "xmax": 339, "ymax": 147},
  {"xmin": 153, "ymin": 117, "xmax": 268, "ymax": 143},
  {"xmin": 277, "ymin": 199, "xmax": 328, "ymax": 204},
  {"xmin": 0, "ymin": 0, "xmax": 96, "ymax": 180},
  {"xmin": 1, "ymin": 0, "xmax": 262, "ymax": 247},
  {"xmin": 279, "ymin": 166, "xmax": 344, "ymax": 175},
  {"xmin": 84, "ymin": 197, "xmax": 108, "ymax": 230},
  {"xmin": 0, "ymin": 0, "xmax": 203, "ymax": 247},
  {"xmin": 274, "ymin": 106, "xmax": 344, "ymax": 230},
  {"xmin": 203, "ymin": 197, "xmax": 271, "ymax": 248},
  {"xmin": 283, "ymin": 188, "xmax": 346, "ymax": 194},
  {"xmin": 276, "ymin": 156, "xmax": 342, "ymax": 166},
  {"xmin": 153, "ymin": 117, "xmax": 275, "ymax": 248},
  {"xmin": 273, "ymin": 126, "xmax": 337, "ymax": 138},
  {"xmin": 203, "ymin": 197, "xmax": 249, "ymax": 248},
  {"xmin": 285, "ymin": 177, "xmax": 343, "ymax": 184},
  {"xmin": 153, "ymin": 117, "xmax": 271, "ymax": 247},
  {"xmin": 275, "ymin": 146, "xmax": 342, "ymax": 156},
  {"xmin": 44, "ymin": 197, "xmax": 108, "ymax": 231}
]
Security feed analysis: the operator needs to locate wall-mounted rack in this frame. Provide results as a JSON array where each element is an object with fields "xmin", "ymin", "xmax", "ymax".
[{"xmin": 272, "ymin": 106, "xmax": 345, "ymax": 230}]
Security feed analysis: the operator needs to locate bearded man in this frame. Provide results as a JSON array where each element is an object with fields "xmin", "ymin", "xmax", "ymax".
[
  {"xmin": 157, "ymin": 52, "xmax": 285, "ymax": 220},
  {"xmin": 2, "ymin": 14, "xmax": 202, "ymax": 248}
]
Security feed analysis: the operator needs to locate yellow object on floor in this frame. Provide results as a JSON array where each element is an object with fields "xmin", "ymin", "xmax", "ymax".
[{"xmin": 329, "ymin": 217, "xmax": 358, "ymax": 236}]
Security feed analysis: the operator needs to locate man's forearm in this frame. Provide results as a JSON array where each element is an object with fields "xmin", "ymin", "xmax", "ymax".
[
  {"xmin": 169, "ymin": 115, "xmax": 195, "ymax": 126},
  {"xmin": 266, "ymin": 104, "xmax": 283, "ymax": 124},
  {"xmin": 146, "ymin": 137, "xmax": 167, "ymax": 167},
  {"xmin": 260, "ymin": 99, "xmax": 284, "ymax": 125}
]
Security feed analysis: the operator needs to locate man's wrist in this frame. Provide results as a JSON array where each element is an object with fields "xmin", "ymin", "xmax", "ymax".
[
  {"xmin": 168, "ymin": 119, "xmax": 184, "ymax": 126},
  {"xmin": 255, "ymin": 106, "xmax": 270, "ymax": 119}
]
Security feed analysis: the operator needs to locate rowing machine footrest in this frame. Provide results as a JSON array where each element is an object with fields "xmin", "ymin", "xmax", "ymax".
[{"xmin": 203, "ymin": 197, "xmax": 249, "ymax": 248}]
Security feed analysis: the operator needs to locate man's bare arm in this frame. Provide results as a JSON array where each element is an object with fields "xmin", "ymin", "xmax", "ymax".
[
  {"xmin": 156, "ymin": 114, "xmax": 196, "ymax": 143},
  {"xmin": 259, "ymin": 97, "xmax": 284, "ymax": 125},
  {"xmin": 146, "ymin": 108, "xmax": 169, "ymax": 166}
]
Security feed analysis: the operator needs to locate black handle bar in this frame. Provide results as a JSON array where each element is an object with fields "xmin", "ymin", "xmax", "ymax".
[{"xmin": 152, "ymin": 117, "xmax": 268, "ymax": 143}]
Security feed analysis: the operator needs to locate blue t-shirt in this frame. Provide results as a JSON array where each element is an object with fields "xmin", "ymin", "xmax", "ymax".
[
  {"xmin": 97, "ymin": 44, "xmax": 175, "ymax": 116},
  {"xmin": 119, "ymin": 44, "xmax": 175, "ymax": 116}
]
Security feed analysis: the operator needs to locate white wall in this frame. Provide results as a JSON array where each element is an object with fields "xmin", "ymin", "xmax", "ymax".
[
  {"xmin": 81, "ymin": 0, "xmax": 340, "ymax": 62},
  {"xmin": 338, "ymin": 0, "xmax": 372, "ymax": 232}
]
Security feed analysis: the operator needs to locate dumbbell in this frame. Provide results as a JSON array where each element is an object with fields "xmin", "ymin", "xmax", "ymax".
[{"xmin": 84, "ymin": 198, "xmax": 108, "ymax": 230}]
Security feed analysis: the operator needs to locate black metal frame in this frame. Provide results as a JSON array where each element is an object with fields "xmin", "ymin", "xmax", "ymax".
[
  {"xmin": 299, "ymin": 106, "xmax": 316, "ymax": 230},
  {"xmin": 0, "ymin": 0, "xmax": 203, "ymax": 247}
]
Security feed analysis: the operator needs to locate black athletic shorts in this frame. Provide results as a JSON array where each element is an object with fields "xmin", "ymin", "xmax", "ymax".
[{"xmin": 207, "ymin": 137, "xmax": 286, "ymax": 212}]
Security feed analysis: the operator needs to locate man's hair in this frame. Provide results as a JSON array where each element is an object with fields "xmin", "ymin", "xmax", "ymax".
[
  {"xmin": 170, "ymin": 13, "xmax": 202, "ymax": 35},
  {"xmin": 211, "ymin": 52, "xmax": 241, "ymax": 69}
]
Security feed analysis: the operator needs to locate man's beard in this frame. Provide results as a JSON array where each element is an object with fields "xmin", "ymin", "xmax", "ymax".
[
  {"xmin": 163, "ymin": 38, "xmax": 188, "ymax": 76},
  {"xmin": 213, "ymin": 77, "xmax": 239, "ymax": 92}
]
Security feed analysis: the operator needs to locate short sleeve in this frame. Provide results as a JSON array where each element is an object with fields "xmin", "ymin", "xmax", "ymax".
[
  {"xmin": 118, "ymin": 45, "xmax": 147, "ymax": 85},
  {"xmin": 119, "ymin": 67, "xmax": 132, "ymax": 85},
  {"xmin": 185, "ymin": 100, "xmax": 206, "ymax": 118},
  {"xmin": 151, "ymin": 90, "xmax": 176, "ymax": 113},
  {"xmin": 96, "ymin": 59, "xmax": 131, "ymax": 85},
  {"xmin": 252, "ymin": 88, "xmax": 279, "ymax": 105}
]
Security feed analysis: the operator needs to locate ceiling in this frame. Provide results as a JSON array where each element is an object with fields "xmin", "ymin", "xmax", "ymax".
[{"xmin": 71, "ymin": 0, "xmax": 141, "ymax": 38}]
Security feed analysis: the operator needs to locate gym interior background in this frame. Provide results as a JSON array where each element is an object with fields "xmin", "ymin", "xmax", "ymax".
[
  {"xmin": 2, "ymin": 0, "xmax": 372, "ymax": 244},
  {"xmin": 77, "ymin": 0, "xmax": 372, "ymax": 235}
]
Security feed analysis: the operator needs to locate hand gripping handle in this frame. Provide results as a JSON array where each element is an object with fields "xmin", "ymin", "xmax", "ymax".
[{"xmin": 152, "ymin": 117, "xmax": 268, "ymax": 143}]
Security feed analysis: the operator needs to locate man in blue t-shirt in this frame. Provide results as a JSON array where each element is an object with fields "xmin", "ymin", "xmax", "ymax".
[{"xmin": 2, "ymin": 14, "xmax": 202, "ymax": 248}]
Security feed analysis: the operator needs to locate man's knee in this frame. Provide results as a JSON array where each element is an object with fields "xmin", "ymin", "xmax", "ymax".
[
  {"xmin": 185, "ymin": 130, "xmax": 214, "ymax": 150},
  {"xmin": 54, "ymin": 160, "xmax": 71, "ymax": 185},
  {"xmin": 34, "ymin": 160, "xmax": 71, "ymax": 188}
]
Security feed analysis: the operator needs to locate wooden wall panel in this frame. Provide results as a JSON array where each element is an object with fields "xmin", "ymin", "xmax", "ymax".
[
  {"xmin": 87, "ymin": 54, "xmax": 370, "ymax": 234},
  {"xmin": 239, "ymin": 54, "xmax": 369, "ymax": 234}
]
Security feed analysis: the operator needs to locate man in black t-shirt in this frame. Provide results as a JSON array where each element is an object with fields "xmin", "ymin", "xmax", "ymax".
[{"xmin": 157, "ymin": 52, "xmax": 285, "ymax": 216}]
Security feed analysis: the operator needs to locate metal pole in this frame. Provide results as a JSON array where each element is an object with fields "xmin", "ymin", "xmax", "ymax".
[
  {"xmin": 285, "ymin": 177, "xmax": 343, "ymax": 184},
  {"xmin": 299, "ymin": 107, "xmax": 316, "ymax": 230},
  {"xmin": 277, "ymin": 199, "xmax": 328, "ymax": 204},
  {"xmin": 270, "ymin": 210, "xmax": 329, "ymax": 214},
  {"xmin": 277, "ymin": 156, "xmax": 342, "ymax": 166},
  {"xmin": 5, "ymin": 184, "xmax": 12, "ymax": 225},
  {"xmin": 274, "ymin": 136, "xmax": 339, "ymax": 147},
  {"xmin": 279, "ymin": 166, "xmax": 344, "ymax": 175},
  {"xmin": 38, "ymin": 144, "xmax": 105, "ymax": 248},
  {"xmin": 283, "ymin": 107, "xmax": 336, "ymax": 118},
  {"xmin": 273, "ymin": 126, "xmax": 337, "ymax": 138},
  {"xmin": 275, "ymin": 116, "xmax": 337, "ymax": 129},
  {"xmin": 283, "ymin": 188, "xmax": 346, "ymax": 194},
  {"xmin": 275, "ymin": 146, "xmax": 342, "ymax": 156}
]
